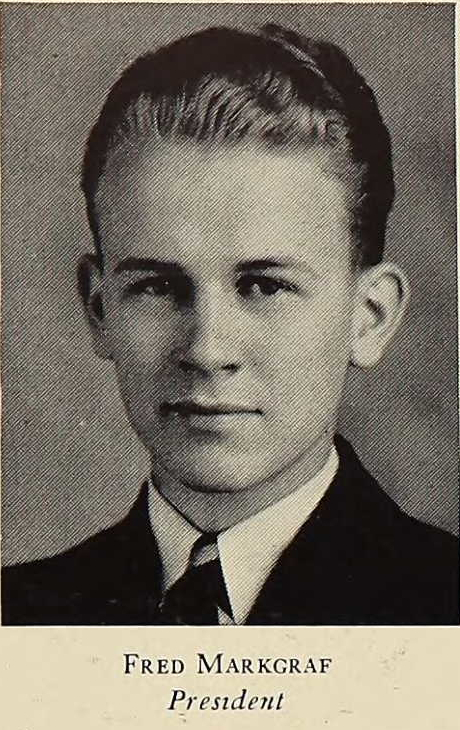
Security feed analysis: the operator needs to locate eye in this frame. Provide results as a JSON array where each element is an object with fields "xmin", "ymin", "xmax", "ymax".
[
  {"xmin": 125, "ymin": 275, "xmax": 173, "ymax": 297},
  {"xmin": 236, "ymin": 273, "xmax": 298, "ymax": 299},
  {"xmin": 124, "ymin": 275, "xmax": 193, "ymax": 306}
]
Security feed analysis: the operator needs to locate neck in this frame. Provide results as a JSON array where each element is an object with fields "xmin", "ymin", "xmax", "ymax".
[{"xmin": 150, "ymin": 434, "xmax": 334, "ymax": 532}]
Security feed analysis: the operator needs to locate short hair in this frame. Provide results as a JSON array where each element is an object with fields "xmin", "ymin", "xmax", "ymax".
[{"xmin": 81, "ymin": 24, "xmax": 394, "ymax": 268}]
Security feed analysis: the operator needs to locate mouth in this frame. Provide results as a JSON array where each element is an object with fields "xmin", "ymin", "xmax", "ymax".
[
  {"xmin": 160, "ymin": 400, "xmax": 262, "ymax": 434},
  {"xmin": 160, "ymin": 401, "xmax": 262, "ymax": 418}
]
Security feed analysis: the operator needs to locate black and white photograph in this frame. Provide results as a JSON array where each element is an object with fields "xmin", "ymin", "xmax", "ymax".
[{"xmin": 1, "ymin": 2, "xmax": 458, "ymax": 628}]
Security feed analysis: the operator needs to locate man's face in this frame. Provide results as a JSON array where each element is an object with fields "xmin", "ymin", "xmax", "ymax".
[{"xmin": 93, "ymin": 140, "xmax": 358, "ymax": 493}]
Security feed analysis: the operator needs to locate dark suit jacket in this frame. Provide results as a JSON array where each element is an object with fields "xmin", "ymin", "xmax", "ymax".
[{"xmin": 2, "ymin": 436, "xmax": 458, "ymax": 625}]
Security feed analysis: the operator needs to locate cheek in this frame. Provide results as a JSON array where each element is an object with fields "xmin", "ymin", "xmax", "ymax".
[
  {"xmin": 103, "ymin": 309, "xmax": 183, "ymax": 414},
  {"xmin": 265, "ymin": 290, "xmax": 353, "ymax": 395},
  {"xmin": 108, "ymin": 322, "xmax": 175, "ymax": 430},
  {"xmin": 105, "ymin": 307, "xmax": 177, "ymax": 369}
]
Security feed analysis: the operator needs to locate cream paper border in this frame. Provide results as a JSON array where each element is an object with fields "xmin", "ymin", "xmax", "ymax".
[{"xmin": 0, "ymin": 1, "xmax": 459, "ymax": 728}]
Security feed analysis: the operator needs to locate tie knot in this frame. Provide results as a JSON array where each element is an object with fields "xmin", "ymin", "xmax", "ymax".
[
  {"xmin": 190, "ymin": 532, "xmax": 219, "ymax": 567},
  {"xmin": 158, "ymin": 531, "xmax": 232, "ymax": 624}
]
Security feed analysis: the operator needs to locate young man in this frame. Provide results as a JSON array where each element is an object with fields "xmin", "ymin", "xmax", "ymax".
[{"xmin": 3, "ymin": 24, "xmax": 458, "ymax": 625}]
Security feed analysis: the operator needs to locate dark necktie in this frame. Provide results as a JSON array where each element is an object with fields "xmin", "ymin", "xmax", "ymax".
[{"xmin": 158, "ymin": 533, "xmax": 232, "ymax": 625}]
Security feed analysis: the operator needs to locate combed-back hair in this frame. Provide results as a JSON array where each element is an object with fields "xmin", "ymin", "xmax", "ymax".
[{"xmin": 82, "ymin": 24, "xmax": 394, "ymax": 268}]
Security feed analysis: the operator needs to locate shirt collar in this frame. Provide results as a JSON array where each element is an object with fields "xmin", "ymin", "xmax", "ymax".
[
  {"xmin": 148, "ymin": 484, "xmax": 201, "ymax": 594},
  {"xmin": 148, "ymin": 446, "xmax": 338, "ymax": 624}
]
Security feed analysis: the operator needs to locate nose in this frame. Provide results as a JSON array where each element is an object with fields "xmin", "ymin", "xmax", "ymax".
[{"xmin": 174, "ymin": 287, "xmax": 242, "ymax": 378}]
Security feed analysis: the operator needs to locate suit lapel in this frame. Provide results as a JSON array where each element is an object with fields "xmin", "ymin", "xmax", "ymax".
[
  {"xmin": 246, "ymin": 436, "xmax": 393, "ymax": 625},
  {"xmin": 94, "ymin": 481, "xmax": 164, "ymax": 624}
]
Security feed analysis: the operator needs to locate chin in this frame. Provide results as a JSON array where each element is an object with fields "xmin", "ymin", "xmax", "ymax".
[
  {"xmin": 145, "ymin": 430, "xmax": 280, "ymax": 493},
  {"xmin": 166, "ymin": 452, "xmax": 264, "ymax": 493}
]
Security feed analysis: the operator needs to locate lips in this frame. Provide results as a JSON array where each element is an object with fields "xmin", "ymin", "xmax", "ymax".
[{"xmin": 161, "ymin": 401, "xmax": 261, "ymax": 417}]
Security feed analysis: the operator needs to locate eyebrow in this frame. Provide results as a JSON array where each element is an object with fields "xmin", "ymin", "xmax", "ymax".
[
  {"xmin": 236, "ymin": 258, "xmax": 321, "ymax": 278},
  {"xmin": 114, "ymin": 257, "xmax": 184, "ymax": 275},
  {"xmin": 113, "ymin": 256, "xmax": 320, "ymax": 277}
]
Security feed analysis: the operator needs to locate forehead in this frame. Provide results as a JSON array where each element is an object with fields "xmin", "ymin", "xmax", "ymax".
[{"xmin": 95, "ymin": 140, "xmax": 354, "ymax": 269}]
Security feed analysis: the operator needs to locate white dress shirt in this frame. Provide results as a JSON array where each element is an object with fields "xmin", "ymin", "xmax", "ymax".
[{"xmin": 148, "ymin": 447, "xmax": 338, "ymax": 625}]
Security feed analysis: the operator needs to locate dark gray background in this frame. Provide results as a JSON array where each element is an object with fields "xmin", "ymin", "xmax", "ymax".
[{"xmin": 2, "ymin": 3, "xmax": 457, "ymax": 564}]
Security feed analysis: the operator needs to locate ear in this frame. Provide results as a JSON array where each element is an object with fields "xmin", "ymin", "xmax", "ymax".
[
  {"xmin": 77, "ymin": 253, "xmax": 113, "ymax": 360},
  {"xmin": 350, "ymin": 262, "xmax": 410, "ymax": 369}
]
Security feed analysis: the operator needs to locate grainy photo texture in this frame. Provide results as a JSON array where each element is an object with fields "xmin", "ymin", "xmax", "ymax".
[{"xmin": 1, "ymin": 3, "xmax": 458, "ymax": 626}]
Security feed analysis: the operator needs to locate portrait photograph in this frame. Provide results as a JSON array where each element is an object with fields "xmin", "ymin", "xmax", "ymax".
[{"xmin": 1, "ymin": 1, "xmax": 458, "ymax": 629}]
